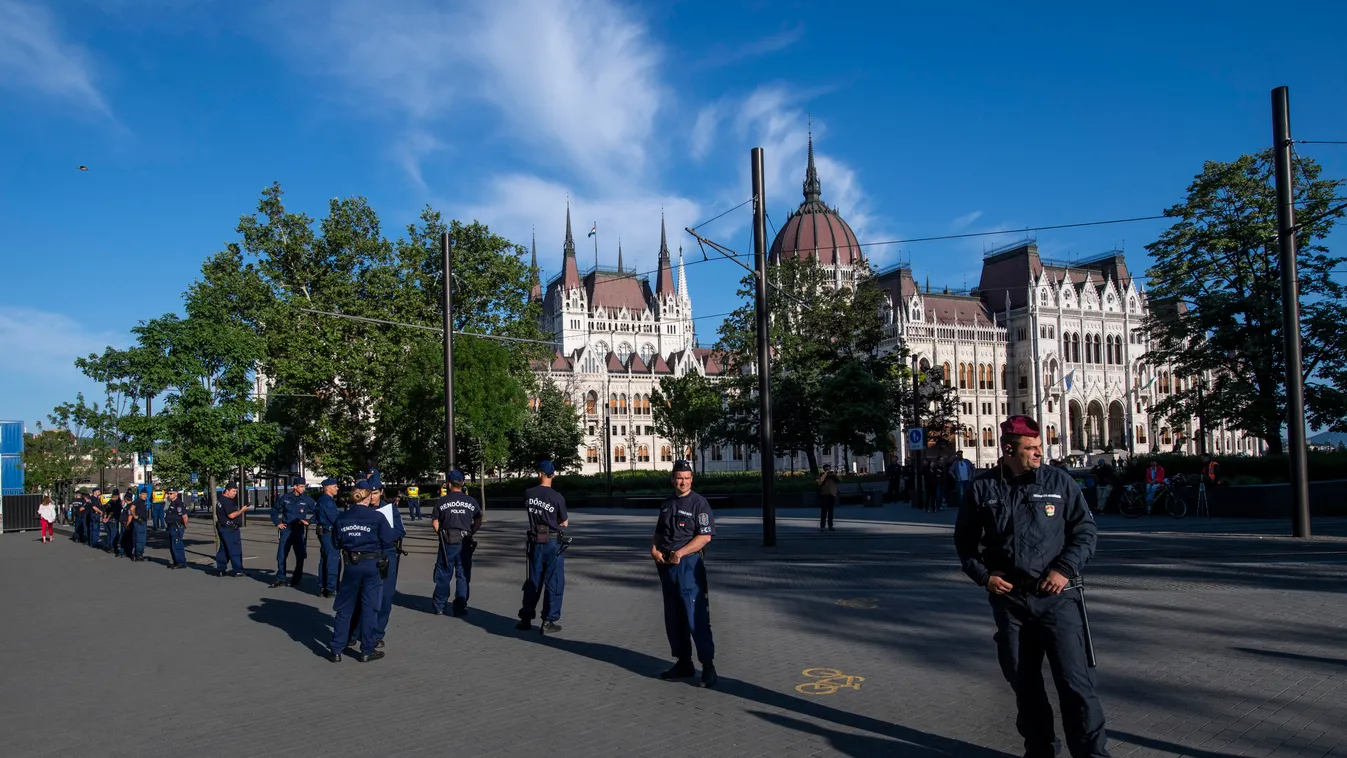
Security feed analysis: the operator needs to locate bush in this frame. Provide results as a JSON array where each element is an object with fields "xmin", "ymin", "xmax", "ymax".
[{"xmin": 478, "ymin": 467, "xmax": 886, "ymax": 498}]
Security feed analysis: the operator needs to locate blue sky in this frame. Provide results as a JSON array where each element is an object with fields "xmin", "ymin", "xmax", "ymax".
[{"xmin": 2, "ymin": 0, "xmax": 1346, "ymax": 430}]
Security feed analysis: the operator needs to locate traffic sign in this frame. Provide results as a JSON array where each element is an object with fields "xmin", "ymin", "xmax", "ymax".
[
  {"xmin": 906, "ymin": 427, "xmax": 926, "ymax": 448},
  {"xmin": 189, "ymin": 472, "xmax": 199, "ymax": 483}
]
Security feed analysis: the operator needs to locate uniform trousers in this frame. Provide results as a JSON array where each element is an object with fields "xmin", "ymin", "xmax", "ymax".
[
  {"xmin": 519, "ymin": 539, "xmax": 564, "ymax": 623},
  {"xmin": 657, "ymin": 553, "xmax": 715, "ymax": 664},
  {"xmin": 167, "ymin": 524, "xmax": 187, "ymax": 566},
  {"xmin": 989, "ymin": 591, "xmax": 1110, "ymax": 758},
  {"xmin": 276, "ymin": 523, "xmax": 307, "ymax": 582},
  {"xmin": 215, "ymin": 528, "xmax": 245, "ymax": 573},
  {"xmin": 432, "ymin": 542, "xmax": 471, "ymax": 613},
  {"xmin": 131, "ymin": 521, "xmax": 147, "ymax": 558},
  {"xmin": 374, "ymin": 551, "xmax": 398, "ymax": 640},
  {"xmin": 104, "ymin": 521, "xmax": 122, "ymax": 554},
  {"xmin": 317, "ymin": 528, "xmax": 339, "ymax": 592},
  {"xmin": 330, "ymin": 559, "xmax": 382, "ymax": 656},
  {"xmin": 151, "ymin": 505, "xmax": 165, "ymax": 530}
]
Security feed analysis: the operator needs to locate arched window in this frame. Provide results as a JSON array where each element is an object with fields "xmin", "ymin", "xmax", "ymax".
[
  {"xmin": 660, "ymin": 445, "xmax": 672, "ymax": 462},
  {"xmin": 959, "ymin": 364, "xmax": 968, "ymax": 389},
  {"xmin": 637, "ymin": 445, "xmax": 650, "ymax": 462},
  {"xmin": 617, "ymin": 342, "xmax": 632, "ymax": 364},
  {"xmin": 586, "ymin": 446, "xmax": 599, "ymax": 463},
  {"xmin": 1084, "ymin": 335, "xmax": 1093, "ymax": 364},
  {"xmin": 639, "ymin": 343, "xmax": 654, "ymax": 364},
  {"xmin": 1072, "ymin": 333, "xmax": 1081, "ymax": 364},
  {"xmin": 942, "ymin": 362, "xmax": 951, "ymax": 383},
  {"xmin": 1094, "ymin": 334, "xmax": 1103, "ymax": 364},
  {"xmin": 1000, "ymin": 364, "xmax": 1006, "ymax": 390},
  {"xmin": 614, "ymin": 445, "xmax": 627, "ymax": 463},
  {"xmin": 618, "ymin": 394, "xmax": 628, "ymax": 414},
  {"xmin": 1062, "ymin": 335, "xmax": 1071, "ymax": 362},
  {"xmin": 963, "ymin": 426, "xmax": 976, "ymax": 447},
  {"xmin": 919, "ymin": 358, "xmax": 931, "ymax": 372},
  {"xmin": 609, "ymin": 393, "xmax": 617, "ymax": 411},
  {"xmin": 585, "ymin": 391, "xmax": 597, "ymax": 415},
  {"xmin": 982, "ymin": 427, "xmax": 995, "ymax": 447}
]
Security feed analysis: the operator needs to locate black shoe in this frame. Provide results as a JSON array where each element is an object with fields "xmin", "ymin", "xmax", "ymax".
[
  {"xmin": 699, "ymin": 662, "xmax": 718, "ymax": 688},
  {"xmin": 356, "ymin": 650, "xmax": 385, "ymax": 663},
  {"xmin": 541, "ymin": 621, "xmax": 562, "ymax": 635},
  {"xmin": 659, "ymin": 660, "xmax": 696, "ymax": 680},
  {"xmin": 269, "ymin": 580, "xmax": 286, "ymax": 588},
  {"xmin": 320, "ymin": 590, "xmax": 333, "ymax": 598},
  {"xmin": 327, "ymin": 652, "xmax": 342, "ymax": 663},
  {"xmin": 828, "ymin": 526, "xmax": 835, "ymax": 531},
  {"xmin": 288, "ymin": 580, "xmax": 302, "ymax": 588},
  {"xmin": 515, "ymin": 620, "xmax": 533, "ymax": 631},
  {"xmin": 229, "ymin": 571, "xmax": 245, "ymax": 578},
  {"xmin": 452, "ymin": 607, "xmax": 468, "ymax": 617},
  {"xmin": 431, "ymin": 608, "xmax": 445, "ymax": 615},
  {"xmin": 375, "ymin": 639, "xmax": 385, "ymax": 649}
]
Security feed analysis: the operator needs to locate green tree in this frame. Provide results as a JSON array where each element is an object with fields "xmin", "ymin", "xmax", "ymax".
[
  {"xmin": 507, "ymin": 379, "xmax": 584, "ymax": 474},
  {"xmin": 1144, "ymin": 150, "xmax": 1346, "ymax": 453},
  {"xmin": 715, "ymin": 257, "xmax": 910, "ymax": 474},
  {"xmin": 21, "ymin": 428, "xmax": 78, "ymax": 496},
  {"xmin": 651, "ymin": 372, "xmax": 721, "ymax": 467}
]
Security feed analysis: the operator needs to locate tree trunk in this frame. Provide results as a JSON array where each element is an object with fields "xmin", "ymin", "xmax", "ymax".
[
  {"xmin": 805, "ymin": 446, "xmax": 819, "ymax": 477},
  {"xmin": 208, "ymin": 472, "xmax": 219, "ymax": 551}
]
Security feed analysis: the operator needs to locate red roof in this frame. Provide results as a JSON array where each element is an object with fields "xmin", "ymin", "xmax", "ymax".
[
  {"xmin": 606, "ymin": 353, "xmax": 625, "ymax": 371},
  {"xmin": 629, "ymin": 353, "xmax": 650, "ymax": 373},
  {"xmin": 769, "ymin": 206, "xmax": 862, "ymax": 267},
  {"xmin": 692, "ymin": 348, "xmax": 725, "ymax": 376},
  {"xmin": 586, "ymin": 270, "xmax": 650, "ymax": 313},
  {"xmin": 650, "ymin": 354, "xmax": 673, "ymax": 374}
]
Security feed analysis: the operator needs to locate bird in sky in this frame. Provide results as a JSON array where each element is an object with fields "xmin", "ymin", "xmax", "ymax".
[{"xmin": 78, "ymin": 165, "xmax": 88, "ymax": 171}]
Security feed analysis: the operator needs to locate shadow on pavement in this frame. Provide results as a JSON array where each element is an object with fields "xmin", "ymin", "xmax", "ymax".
[
  {"xmin": 247, "ymin": 597, "xmax": 332, "ymax": 657},
  {"xmin": 1230, "ymin": 646, "xmax": 1347, "ymax": 668},
  {"xmin": 750, "ymin": 711, "xmax": 949, "ymax": 757},
  {"xmin": 460, "ymin": 608, "xmax": 1014, "ymax": 758},
  {"xmin": 1110, "ymin": 730, "xmax": 1242, "ymax": 758}
]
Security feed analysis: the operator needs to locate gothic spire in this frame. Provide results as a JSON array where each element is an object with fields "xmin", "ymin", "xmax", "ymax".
[
  {"xmin": 659, "ymin": 210, "xmax": 670, "ymax": 257},
  {"xmin": 677, "ymin": 245, "xmax": 688, "ymax": 302},
  {"xmin": 561, "ymin": 202, "xmax": 580, "ymax": 289},
  {"xmin": 563, "ymin": 201, "xmax": 576, "ymax": 257},
  {"xmin": 656, "ymin": 211, "xmax": 675, "ymax": 297},
  {"xmin": 529, "ymin": 229, "xmax": 541, "ymax": 302},
  {"xmin": 803, "ymin": 117, "xmax": 822, "ymax": 204},
  {"xmin": 617, "ymin": 239, "xmax": 624, "ymax": 273}
]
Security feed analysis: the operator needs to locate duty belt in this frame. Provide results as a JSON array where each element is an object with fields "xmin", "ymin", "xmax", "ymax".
[{"xmin": 343, "ymin": 551, "xmax": 379, "ymax": 563}]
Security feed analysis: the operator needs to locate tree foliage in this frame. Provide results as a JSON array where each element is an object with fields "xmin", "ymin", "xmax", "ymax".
[
  {"xmin": 651, "ymin": 372, "xmax": 721, "ymax": 465},
  {"xmin": 715, "ymin": 257, "xmax": 915, "ymax": 474},
  {"xmin": 507, "ymin": 379, "xmax": 584, "ymax": 474},
  {"xmin": 1143, "ymin": 150, "xmax": 1346, "ymax": 451}
]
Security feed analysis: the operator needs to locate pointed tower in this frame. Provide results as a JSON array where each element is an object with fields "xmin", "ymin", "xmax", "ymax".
[
  {"xmin": 655, "ymin": 211, "xmax": 675, "ymax": 297},
  {"xmin": 677, "ymin": 244, "xmax": 688, "ymax": 303},
  {"xmin": 529, "ymin": 230, "xmax": 542, "ymax": 303},
  {"xmin": 561, "ymin": 202, "xmax": 581, "ymax": 290},
  {"xmin": 803, "ymin": 123, "xmax": 822, "ymax": 204},
  {"xmin": 617, "ymin": 239, "xmax": 624, "ymax": 274}
]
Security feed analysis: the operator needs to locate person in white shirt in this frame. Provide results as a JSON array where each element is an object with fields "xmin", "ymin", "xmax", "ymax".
[
  {"xmin": 38, "ymin": 495, "xmax": 57, "ymax": 543},
  {"xmin": 948, "ymin": 452, "xmax": 976, "ymax": 506}
]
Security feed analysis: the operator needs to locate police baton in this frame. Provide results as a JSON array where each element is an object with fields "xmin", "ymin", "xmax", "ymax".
[{"xmin": 1070, "ymin": 577, "xmax": 1097, "ymax": 668}]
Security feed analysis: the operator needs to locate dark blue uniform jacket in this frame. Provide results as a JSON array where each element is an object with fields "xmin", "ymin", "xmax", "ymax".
[
  {"xmin": 216, "ymin": 495, "xmax": 242, "ymax": 528},
  {"xmin": 434, "ymin": 493, "xmax": 481, "ymax": 535},
  {"xmin": 654, "ymin": 492, "xmax": 715, "ymax": 552},
  {"xmin": 273, "ymin": 491, "xmax": 315, "ymax": 525},
  {"xmin": 954, "ymin": 463, "xmax": 1098, "ymax": 587},
  {"xmin": 524, "ymin": 486, "xmax": 567, "ymax": 532},
  {"xmin": 333, "ymin": 505, "xmax": 397, "ymax": 554},
  {"xmin": 315, "ymin": 494, "xmax": 340, "ymax": 529}
]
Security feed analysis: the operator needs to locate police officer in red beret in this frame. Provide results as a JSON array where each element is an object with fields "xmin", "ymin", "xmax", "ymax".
[{"xmin": 954, "ymin": 415, "xmax": 1110, "ymax": 758}]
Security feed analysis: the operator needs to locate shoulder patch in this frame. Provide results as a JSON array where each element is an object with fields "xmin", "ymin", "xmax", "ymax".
[{"xmin": 698, "ymin": 513, "xmax": 709, "ymax": 526}]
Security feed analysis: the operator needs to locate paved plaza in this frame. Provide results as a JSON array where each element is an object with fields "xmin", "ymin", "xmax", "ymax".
[{"xmin": 3, "ymin": 503, "xmax": 1346, "ymax": 757}]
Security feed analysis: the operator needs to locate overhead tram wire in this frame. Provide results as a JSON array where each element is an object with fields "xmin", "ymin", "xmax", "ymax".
[{"xmin": 293, "ymin": 307, "xmax": 561, "ymax": 347}]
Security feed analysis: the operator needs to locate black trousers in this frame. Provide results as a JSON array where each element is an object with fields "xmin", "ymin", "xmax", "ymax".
[
  {"xmin": 989, "ymin": 592, "xmax": 1110, "ymax": 758},
  {"xmin": 818, "ymin": 494, "xmax": 835, "ymax": 528}
]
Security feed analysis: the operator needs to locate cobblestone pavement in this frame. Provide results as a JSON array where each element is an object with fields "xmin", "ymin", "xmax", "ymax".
[{"xmin": 4, "ymin": 503, "xmax": 1346, "ymax": 757}]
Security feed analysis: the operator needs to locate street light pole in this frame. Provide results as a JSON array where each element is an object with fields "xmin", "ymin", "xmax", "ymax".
[
  {"xmin": 912, "ymin": 354, "xmax": 923, "ymax": 510},
  {"xmin": 441, "ymin": 232, "xmax": 457, "ymax": 477},
  {"xmin": 751, "ymin": 147, "xmax": 775, "ymax": 547},
  {"xmin": 1271, "ymin": 86, "xmax": 1311, "ymax": 538}
]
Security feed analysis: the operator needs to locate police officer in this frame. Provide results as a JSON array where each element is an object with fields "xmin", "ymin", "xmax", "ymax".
[
  {"xmin": 103, "ymin": 488, "xmax": 123, "ymax": 555},
  {"xmin": 314, "ymin": 478, "xmax": 341, "ymax": 598},
  {"xmin": 214, "ymin": 482, "xmax": 252, "ymax": 577},
  {"xmin": 150, "ymin": 487, "xmax": 166, "ymax": 532},
  {"xmin": 651, "ymin": 459, "xmax": 717, "ymax": 688},
  {"xmin": 431, "ymin": 470, "xmax": 481, "ymax": 617},
  {"xmin": 126, "ymin": 489, "xmax": 149, "ymax": 561},
  {"xmin": 71, "ymin": 493, "xmax": 87, "ymax": 543},
  {"xmin": 164, "ymin": 489, "xmax": 190, "ymax": 569},
  {"xmin": 516, "ymin": 460, "xmax": 567, "ymax": 634},
  {"xmin": 406, "ymin": 487, "xmax": 422, "ymax": 521},
  {"xmin": 954, "ymin": 415, "xmax": 1110, "ymax": 758},
  {"xmin": 363, "ymin": 470, "xmax": 404, "ymax": 648},
  {"xmin": 270, "ymin": 477, "xmax": 315, "ymax": 589},
  {"xmin": 328, "ymin": 479, "xmax": 396, "ymax": 663}
]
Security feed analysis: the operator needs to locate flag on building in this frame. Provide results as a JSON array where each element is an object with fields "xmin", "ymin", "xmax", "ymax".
[
  {"xmin": 588, "ymin": 224, "xmax": 597, "ymax": 238},
  {"xmin": 1063, "ymin": 369, "xmax": 1075, "ymax": 392}
]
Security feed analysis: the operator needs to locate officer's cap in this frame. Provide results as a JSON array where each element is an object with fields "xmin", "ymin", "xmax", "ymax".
[
  {"xmin": 292, "ymin": 477, "xmax": 307, "ymax": 486},
  {"xmin": 366, "ymin": 469, "xmax": 383, "ymax": 489},
  {"xmin": 538, "ymin": 460, "xmax": 556, "ymax": 476},
  {"xmin": 320, "ymin": 477, "xmax": 339, "ymax": 487},
  {"xmin": 447, "ymin": 469, "xmax": 466, "ymax": 483},
  {"xmin": 672, "ymin": 459, "xmax": 693, "ymax": 473},
  {"xmin": 223, "ymin": 481, "xmax": 239, "ymax": 491},
  {"xmin": 999, "ymin": 415, "xmax": 1041, "ymax": 438},
  {"xmin": 353, "ymin": 478, "xmax": 370, "ymax": 490}
]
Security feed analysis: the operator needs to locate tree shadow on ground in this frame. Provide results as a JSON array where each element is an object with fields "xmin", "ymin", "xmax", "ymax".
[
  {"xmin": 459, "ymin": 607, "xmax": 1015, "ymax": 758},
  {"xmin": 1110, "ymin": 730, "xmax": 1243, "ymax": 758},
  {"xmin": 246, "ymin": 597, "xmax": 331, "ymax": 657},
  {"xmin": 1230, "ymin": 646, "xmax": 1347, "ymax": 668},
  {"xmin": 750, "ymin": 711, "xmax": 959, "ymax": 757}
]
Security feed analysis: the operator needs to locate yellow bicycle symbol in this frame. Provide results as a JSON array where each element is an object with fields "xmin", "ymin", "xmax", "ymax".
[
  {"xmin": 795, "ymin": 667, "xmax": 865, "ymax": 695},
  {"xmin": 836, "ymin": 597, "xmax": 878, "ymax": 609}
]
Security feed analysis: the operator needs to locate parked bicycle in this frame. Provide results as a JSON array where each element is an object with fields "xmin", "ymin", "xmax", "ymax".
[{"xmin": 1119, "ymin": 474, "xmax": 1190, "ymax": 519}]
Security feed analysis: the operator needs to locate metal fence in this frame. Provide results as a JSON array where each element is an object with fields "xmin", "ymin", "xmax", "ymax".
[{"xmin": 1, "ymin": 494, "xmax": 42, "ymax": 533}]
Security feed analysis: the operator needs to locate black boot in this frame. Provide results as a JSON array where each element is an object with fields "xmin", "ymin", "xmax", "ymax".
[
  {"xmin": 659, "ymin": 659, "xmax": 696, "ymax": 680},
  {"xmin": 699, "ymin": 662, "xmax": 718, "ymax": 688}
]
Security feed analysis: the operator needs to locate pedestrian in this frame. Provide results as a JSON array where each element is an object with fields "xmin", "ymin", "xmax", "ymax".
[
  {"xmin": 406, "ymin": 486, "xmax": 422, "ymax": 521},
  {"xmin": 327, "ymin": 479, "xmax": 396, "ymax": 663},
  {"xmin": 1144, "ymin": 459, "xmax": 1165, "ymax": 505},
  {"xmin": 954, "ymin": 415, "xmax": 1110, "ymax": 758},
  {"xmin": 885, "ymin": 459, "xmax": 902, "ymax": 503},
  {"xmin": 38, "ymin": 495, "xmax": 57, "ymax": 543},
  {"xmin": 366, "ymin": 470, "xmax": 405, "ymax": 648},
  {"xmin": 949, "ymin": 450, "xmax": 975, "ymax": 505},
  {"xmin": 314, "ymin": 478, "xmax": 341, "ymax": 598},
  {"xmin": 164, "ymin": 489, "xmax": 190, "ymax": 569},
  {"xmin": 214, "ymin": 482, "xmax": 251, "ymax": 577},
  {"xmin": 150, "ymin": 488, "xmax": 166, "ymax": 532},
  {"xmin": 816, "ymin": 464, "xmax": 839, "ymax": 532},
  {"xmin": 651, "ymin": 459, "xmax": 717, "ymax": 688},
  {"xmin": 517, "ymin": 460, "xmax": 568, "ymax": 634},
  {"xmin": 431, "ymin": 470, "xmax": 482, "ymax": 617},
  {"xmin": 923, "ymin": 461, "xmax": 941, "ymax": 512},
  {"xmin": 269, "ymin": 477, "xmax": 314, "ymax": 589},
  {"xmin": 1200, "ymin": 453, "xmax": 1221, "ymax": 487},
  {"xmin": 126, "ymin": 489, "xmax": 148, "ymax": 561},
  {"xmin": 71, "ymin": 494, "xmax": 87, "ymax": 544},
  {"xmin": 1092, "ymin": 459, "xmax": 1117, "ymax": 513},
  {"xmin": 103, "ymin": 489, "xmax": 123, "ymax": 555}
]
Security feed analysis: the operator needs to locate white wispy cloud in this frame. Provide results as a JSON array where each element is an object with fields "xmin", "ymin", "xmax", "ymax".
[
  {"xmin": 0, "ymin": 306, "xmax": 123, "ymax": 378},
  {"xmin": 0, "ymin": 0, "xmax": 109, "ymax": 115},
  {"xmin": 951, "ymin": 210, "xmax": 984, "ymax": 230},
  {"xmin": 692, "ymin": 23, "xmax": 805, "ymax": 70}
]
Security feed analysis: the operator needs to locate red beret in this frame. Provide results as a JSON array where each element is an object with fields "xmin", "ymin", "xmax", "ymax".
[{"xmin": 1000, "ymin": 415, "xmax": 1041, "ymax": 438}]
